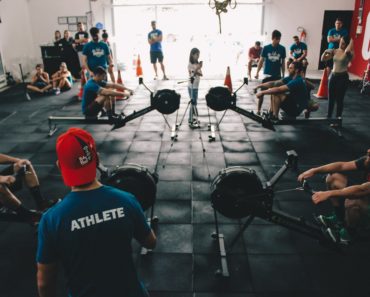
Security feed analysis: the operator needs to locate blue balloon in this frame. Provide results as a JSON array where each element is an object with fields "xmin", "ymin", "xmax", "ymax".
[{"xmin": 96, "ymin": 22, "xmax": 104, "ymax": 29}]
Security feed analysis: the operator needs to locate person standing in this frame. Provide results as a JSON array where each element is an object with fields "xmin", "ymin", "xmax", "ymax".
[
  {"xmin": 326, "ymin": 18, "xmax": 349, "ymax": 73},
  {"xmin": 187, "ymin": 48, "xmax": 203, "ymax": 128},
  {"xmin": 36, "ymin": 128, "xmax": 156, "ymax": 297},
  {"xmin": 247, "ymin": 41, "xmax": 262, "ymax": 80},
  {"xmin": 82, "ymin": 27, "xmax": 113, "ymax": 77},
  {"xmin": 148, "ymin": 20, "xmax": 168, "ymax": 80},
  {"xmin": 74, "ymin": 22, "xmax": 89, "ymax": 69},
  {"xmin": 102, "ymin": 30, "xmax": 116, "ymax": 82},
  {"xmin": 321, "ymin": 36, "xmax": 353, "ymax": 124},
  {"xmin": 255, "ymin": 30, "xmax": 286, "ymax": 114}
]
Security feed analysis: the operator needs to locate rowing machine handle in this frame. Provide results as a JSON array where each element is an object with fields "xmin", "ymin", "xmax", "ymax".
[{"xmin": 302, "ymin": 179, "xmax": 315, "ymax": 195}]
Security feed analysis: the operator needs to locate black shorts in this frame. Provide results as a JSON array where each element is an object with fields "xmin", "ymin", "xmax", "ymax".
[
  {"xmin": 0, "ymin": 165, "xmax": 22, "ymax": 192},
  {"xmin": 262, "ymin": 76, "xmax": 281, "ymax": 83},
  {"xmin": 150, "ymin": 51, "xmax": 164, "ymax": 64},
  {"xmin": 281, "ymin": 96, "xmax": 301, "ymax": 117},
  {"xmin": 33, "ymin": 81, "xmax": 48, "ymax": 89},
  {"xmin": 84, "ymin": 101, "xmax": 103, "ymax": 118},
  {"xmin": 288, "ymin": 58, "xmax": 308, "ymax": 68}
]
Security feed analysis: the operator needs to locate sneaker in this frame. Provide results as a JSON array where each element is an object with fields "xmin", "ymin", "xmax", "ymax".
[
  {"xmin": 108, "ymin": 114, "xmax": 124, "ymax": 125},
  {"xmin": 163, "ymin": 76, "xmax": 169, "ymax": 80},
  {"xmin": 55, "ymin": 88, "xmax": 61, "ymax": 95},
  {"xmin": 28, "ymin": 209, "xmax": 42, "ymax": 226},
  {"xmin": 154, "ymin": 76, "xmax": 158, "ymax": 80},
  {"xmin": 26, "ymin": 93, "xmax": 32, "ymax": 101},
  {"xmin": 325, "ymin": 227, "xmax": 351, "ymax": 246},
  {"xmin": 315, "ymin": 213, "xmax": 342, "ymax": 229}
]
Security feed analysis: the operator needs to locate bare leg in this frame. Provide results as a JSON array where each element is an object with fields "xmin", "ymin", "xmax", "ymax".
[
  {"xmin": 41, "ymin": 84, "xmax": 52, "ymax": 92},
  {"xmin": 0, "ymin": 186, "xmax": 21, "ymax": 210},
  {"xmin": 271, "ymin": 94, "xmax": 287, "ymax": 117},
  {"xmin": 152, "ymin": 63, "xmax": 158, "ymax": 77},
  {"xmin": 108, "ymin": 66, "xmax": 116, "ymax": 83},
  {"xmin": 257, "ymin": 95, "xmax": 264, "ymax": 114},
  {"xmin": 160, "ymin": 62, "xmax": 167, "ymax": 78},
  {"xmin": 27, "ymin": 85, "xmax": 43, "ymax": 93},
  {"xmin": 247, "ymin": 60, "xmax": 252, "ymax": 78}
]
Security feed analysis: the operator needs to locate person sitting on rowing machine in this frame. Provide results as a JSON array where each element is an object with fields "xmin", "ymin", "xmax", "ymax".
[
  {"xmin": 254, "ymin": 61, "xmax": 309, "ymax": 122},
  {"xmin": 82, "ymin": 66, "xmax": 133, "ymax": 124},
  {"xmin": 298, "ymin": 149, "xmax": 370, "ymax": 245},
  {"xmin": 0, "ymin": 153, "xmax": 58, "ymax": 224}
]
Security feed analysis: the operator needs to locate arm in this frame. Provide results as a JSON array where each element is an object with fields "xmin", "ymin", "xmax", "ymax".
[
  {"xmin": 255, "ymin": 79, "xmax": 282, "ymax": 91},
  {"xmin": 298, "ymin": 49, "xmax": 307, "ymax": 61},
  {"xmin": 312, "ymin": 182, "xmax": 370, "ymax": 204},
  {"xmin": 141, "ymin": 230, "xmax": 157, "ymax": 249},
  {"xmin": 82, "ymin": 55, "xmax": 92, "ymax": 74},
  {"xmin": 345, "ymin": 39, "xmax": 354, "ymax": 56},
  {"xmin": 298, "ymin": 161, "xmax": 358, "ymax": 182},
  {"xmin": 258, "ymin": 84, "xmax": 289, "ymax": 96},
  {"xmin": 41, "ymin": 73, "xmax": 50, "ymax": 84},
  {"xmin": 321, "ymin": 49, "xmax": 334, "ymax": 62},
  {"xmin": 99, "ymin": 87, "xmax": 131, "ymax": 98},
  {"xmin": 0, "ymin": 153, "xmax": 20, "ymax": 164},
  {"xmin": 37, "ymin": 262, "xmax": 58, "ymax": 297},
  {"xmin": 281, "ymin": 59, "xmax": 285, "ymax": 77},
  {"xmin": 255, "ymin": 57, "xmax": 264, "ymax": 78},
  {"xmin": 31, "ymin": 74, "xmax": 38, "ymax": 84}
]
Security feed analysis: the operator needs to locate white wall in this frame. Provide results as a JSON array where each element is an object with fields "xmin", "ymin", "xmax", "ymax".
[
  {"xmin": 0, "ymin": 0, "xmax": 36, "ymax": 78},
  {"xmin": 263, "ymin": 0, "xmax": 355, "ymax": 70},
  {"xmin": 0, "ymin": 0, "xmax": 111, "ymax": 79}
]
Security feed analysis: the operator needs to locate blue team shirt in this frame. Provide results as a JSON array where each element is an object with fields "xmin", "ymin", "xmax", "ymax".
[
  {"xmin": 82, "ymin": 41, "xmax": 110, "ymax": 71},
  {"xmin": 36, "ymin": 185, "xmax": 151, "ymax": 297},
  {"xmin": 290, "ymin": 42, "xmax": 307, "ymax": 59},
  {"xmin": 327, "ymin": 28, "xmax": 348, "ymax": 49},
  {"xmin": 81, "ymin": 79, "xmax": 107, "ymax": 114},
  {"xmin": 261, "ymin": 44, "xmax": 286, "ymax": 78},
  {"xmin": 148, "ymin": 29, "xmax": 163, "ymax": 52},
  {"xmin": 285, "ymin": 75, "xmax": 309, "ymax": 113}
]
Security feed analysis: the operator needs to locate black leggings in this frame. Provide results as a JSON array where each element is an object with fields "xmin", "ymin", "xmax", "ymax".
[{"xmin": 327, "ymin": 72, "xmax": 349, "ymax": 118}]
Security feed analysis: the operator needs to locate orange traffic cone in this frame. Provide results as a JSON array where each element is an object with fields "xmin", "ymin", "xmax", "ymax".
[
  {"xmin": 315, "ymin": 68, "xmax": 329, "ymax": 99},
  {"xmin": 77, "ymin": 69, "xmax": 87, "ymax": 101},
  {"xmin": 136, "ymin": 54, "xmax": 143, "ymax": 77},
  {"xmin": 116, "ymin": 69, "xmax": 124, "ymax": 100},
  {"xmin": 224, "ymin": 66, "xmax": 233, "ymax": 93}
]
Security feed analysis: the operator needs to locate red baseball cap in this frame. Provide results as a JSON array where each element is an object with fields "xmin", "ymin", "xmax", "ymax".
[{"xmin": 56, "ymin": 128, "xmax": 98, "ymax": 187}]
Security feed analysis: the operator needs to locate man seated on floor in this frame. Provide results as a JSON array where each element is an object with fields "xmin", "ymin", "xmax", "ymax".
[
  {"xmin": 0, "ymin": 153, "xmax": 56, "ymax": 224},
  {"xmin": 82, "ymin": 66, "xmax": 133, "ymax": 123},
  {"xmin": 27, "ymin": 64, "xmax": 52, "ymax": 94},
  {"xmin": 298, "ymin": 149, "xmax": 370, "ymax": 245},
  {"xmin": 255, "ymin": 61, "xmax": 309, "ymax": 120},
  {"xmin": 51, "ymin": 62, "xmax": 73, "ymax": 95},
  {"xmin": 287, "ymin": 35, "xmax": 308, "ymax": 76},
  {"xmin": 37, "ymin": 128, "xmax": 156, "ymax": 297}
]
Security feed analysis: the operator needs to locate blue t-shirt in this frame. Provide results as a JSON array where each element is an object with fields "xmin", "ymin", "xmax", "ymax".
[
  {"xmin": 286, "ymin": 75, "xmax": 309, "ymax": 113},
  {"xmin": 82, "ymin": 41, "xmax": 110, "ymax": 71},
  {"xmin": 290, "ymin": 42, "xmax": 307, "ymax": 59},
  {"xmin": 148, "ymin": 29, "xmax": 162, "ymax": 52},
  {"xmin": 327, "ymin": 28, "xmax": 348, "ymax": 49},
  {"xmin": 261, "ymin": 44, "xmax": 286, "ymax": 78},
  {"xmin": 81, "ymin": 79, "xmax": 107, "ymax": 114},
  {"xmin": 36, "ymin": 185, "xmax": 151, "ymax": 297}
]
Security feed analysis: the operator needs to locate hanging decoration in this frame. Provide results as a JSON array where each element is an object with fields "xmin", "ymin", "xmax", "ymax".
[{"xmin": 208, "ymin": 0, "xmax": 237, "ymax": 34}]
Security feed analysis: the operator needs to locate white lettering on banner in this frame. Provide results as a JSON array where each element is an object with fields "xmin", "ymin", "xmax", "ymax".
[
  {"xmin": 70, "ymin": 207, "xmax": 125, "ymax": 231},
  {"xmin": 362, "ymin": 12, "xmax": 370, "ymax": 60}
]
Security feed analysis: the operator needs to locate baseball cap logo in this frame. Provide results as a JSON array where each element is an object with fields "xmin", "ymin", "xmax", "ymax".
[{"xmin": 75, "ymin": 136, "xmax": 93, "ymax": 166}]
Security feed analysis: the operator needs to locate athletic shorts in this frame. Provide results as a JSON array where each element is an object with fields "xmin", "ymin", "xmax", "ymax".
[
  {"xmin": 150, "ymin": 51, "xmax": 164, "ymax": 64},
  {"xmin": 281, "ymin": 95, "xmax": 301, "ymax": 117},
  {"xmin": 0, "ymin": 165, "xmax": 22, "ymax": 192},
  {"xmin": 33, "ymin": 81, "xmax": 48, "ymax": 89},
  {"xmin": 288, "ymin": 58, "xmax": 308, "ymax": 69},
  {"xmin": 84, "ymin": 101, "xmax": 103, "ymax": 118},
  {"xmin": 262, "ymin": 76, "xmax": 281, "ymax": 83}
]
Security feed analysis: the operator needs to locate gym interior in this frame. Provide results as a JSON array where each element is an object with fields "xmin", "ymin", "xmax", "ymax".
[{"xmin": 0, "ymin": 0, "xmax": 369, "ymax": 296}]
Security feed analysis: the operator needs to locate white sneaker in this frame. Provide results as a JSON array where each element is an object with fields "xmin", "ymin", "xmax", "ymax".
[{"xmin": 55, "ymin": 88, "xmax": 61, "ymax": 95}]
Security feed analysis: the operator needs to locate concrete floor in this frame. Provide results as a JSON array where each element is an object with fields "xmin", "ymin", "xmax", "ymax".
[{"xmin": 0, "ymin": 77, "xmax": 369, "ymax": 297}]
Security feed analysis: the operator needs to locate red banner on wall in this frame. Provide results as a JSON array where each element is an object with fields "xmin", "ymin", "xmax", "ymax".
[{"xmin": 349, "ymin": 0, "xmax": 370, "ymax": 76}]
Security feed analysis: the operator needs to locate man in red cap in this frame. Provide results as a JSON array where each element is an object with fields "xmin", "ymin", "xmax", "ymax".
[{"xmin": 36, "ymin": 128, "xmax": 156, "ymax": 297}]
